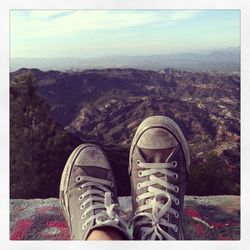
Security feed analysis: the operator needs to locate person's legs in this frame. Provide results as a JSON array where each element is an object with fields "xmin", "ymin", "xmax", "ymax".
[
  {"xmin": 59, "ymin": 144, "xmax": 131, "ymax": 240},
  {"xmin": 87, "ymin": 227, "xmax": 125, "ymax": 240},
  {"xmin": 129, "ymin": 116, "xmax": 190, "ymax": 240}
]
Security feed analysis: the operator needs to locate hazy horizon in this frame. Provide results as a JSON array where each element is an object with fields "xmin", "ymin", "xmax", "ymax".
[
  {"xmin": 10, "ymin": 46, "xmax": 240, "ymax": 73},
  {"xmin": 10, "ymin": 46, "xmax": 240, "ymax": 60},
  {"xmin": 10, "ymin": 10, "xmax": 240, "ymax": 59}
]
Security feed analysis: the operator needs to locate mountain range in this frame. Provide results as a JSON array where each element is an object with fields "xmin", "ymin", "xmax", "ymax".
[
  {"xmin": 10, "ymin": 67, "xmax": 240, "ymax": 198},
  {"xmin": 10, "ymin": 47, "xmax": 240, "ymax": 73}
]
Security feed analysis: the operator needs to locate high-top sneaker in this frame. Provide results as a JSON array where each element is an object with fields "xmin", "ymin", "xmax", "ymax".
[
  {"xmin": 60, "ymin": 144, "xmax": 131, "ymax": 240},
  {"xmin": 129, "ymin": 116, "xmax": 190, "ymax": 240}
]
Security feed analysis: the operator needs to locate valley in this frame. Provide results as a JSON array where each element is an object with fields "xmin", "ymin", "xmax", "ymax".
[{"xmin": 10, "ymin": 67, "xmax": 240, "ymax": 197}]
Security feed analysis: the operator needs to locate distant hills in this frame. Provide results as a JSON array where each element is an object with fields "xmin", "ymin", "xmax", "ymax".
[
  {"xmin": 10, "ymin": 67, "xmax": 240, "ymax": 198},
  {"xmin": 10, "ymin": 47, "xmax": 240, "ymax": 73}
]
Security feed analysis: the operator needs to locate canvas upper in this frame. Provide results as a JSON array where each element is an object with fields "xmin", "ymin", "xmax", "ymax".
[
  {"xmin": 59, "ymin": 144, "xmax": 131, "ymax": 240},
  {"xmin": 129, "ymin": 116, "xmax": 190, "ymax": 240}
]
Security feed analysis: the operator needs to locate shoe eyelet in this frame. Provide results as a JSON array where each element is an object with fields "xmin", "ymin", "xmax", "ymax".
[
  {"xmin": 81, "ymin": 213, "xmax": 86, "ymax": 219},
  {"xmin": 137, "ymin": 183, "xmax": 141, "ymax": 189},
  {"xmin": 79, "ymin": 195, "xmax": 83, "ymax": 201},
  {"xmin": 175, "ymin": 199, "xmax": 180, "ymax": 205},
  {"xmin": 171, "ymin": 161, "xmax": 177, "ymax": 168},
  {"xmin": 80, "ymin": 204, "xmax": 85, "ymax": 209},
  {"xmin": 175, "ymin": 212, "xmax": 179, "ymax": 218},
  {"xmin": 174, "ymin": 225, "xmax": 178, "ymax": 232},
  {"xmin": 136, "ymin": 197, "xmax": 140, "ymax": 202},
  {"xmin": 138, "ymin": 170, "xmax": 143, "ymax": 177},
  {"xmin": 76, "ymin": 176, "xmax": 81, "ymax": 182},
  {"xmin": 98, "ymin": 217, "xmax": 105, "ymax": 222},
  {"xmin": 82, "ymin": 224, "xmax": 86, "ymax": 230},
  {"xmin": 78, "ymin": 185, "xmax": 83, "ymax": 191},
  {"xmin": 174, "ymin": 186, "xmax": 179, "ymax": 193},
  {"xmin": 173, "ymin": 173, "xmax": 178, "ymax": 180},
  {"xmin": 136, "ymin": 160, "xmax": 141, "ymax": 166}
]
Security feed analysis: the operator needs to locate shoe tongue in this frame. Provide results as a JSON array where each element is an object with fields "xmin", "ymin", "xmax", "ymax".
[
  {"xmin": 79, "ymin": 167, "xmax": 112, "ymax": 218},
  {"xmin": 139, "ymin": 147, "xmax": 176, "ymax": 163},
  {"xmin": 76, "ymin": 165, "xmax": 110, "ymax": 180}
]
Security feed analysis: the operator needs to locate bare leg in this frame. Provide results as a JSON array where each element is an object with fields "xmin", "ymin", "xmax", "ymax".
[{"xmin": 87, "ymin": 227, "xmax": 124, "ymax": 240}]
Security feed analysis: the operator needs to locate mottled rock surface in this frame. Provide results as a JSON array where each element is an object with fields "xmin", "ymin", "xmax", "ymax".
[{"xmin": 10, "ymin": 195, "xmax": 240, "ymax": 240}]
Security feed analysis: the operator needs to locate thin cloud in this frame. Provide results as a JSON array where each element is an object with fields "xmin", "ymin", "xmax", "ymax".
[
  {"xmin": 10, "ymin": 10, "xmax": 201, "ymax": 39},
  {"xmin": 169, "ymin": 10, "xmax": 201, "ymax": 21},
  {"xmin": 10, "ymin": 10, "xmax": 239, "ymax": 58}
]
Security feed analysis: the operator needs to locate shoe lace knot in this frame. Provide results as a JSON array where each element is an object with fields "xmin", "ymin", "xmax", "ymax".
[{"xmin": 96, "ymin": 192, "xmax": 119, "ymax": 226}]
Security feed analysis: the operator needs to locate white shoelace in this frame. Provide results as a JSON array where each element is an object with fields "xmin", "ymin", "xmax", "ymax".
[
  {"xmin": 76, "ymin": 175, "xmax": 127, "ymax": 231},
  {"xmin": 131, "ymin": 150, "xmax": 180, "ymax": 240}
]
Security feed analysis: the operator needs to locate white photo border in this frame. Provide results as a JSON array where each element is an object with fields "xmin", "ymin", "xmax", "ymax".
[{"xmin": 1, "ymin": 0, "xmax": 250, "ymax": 249}]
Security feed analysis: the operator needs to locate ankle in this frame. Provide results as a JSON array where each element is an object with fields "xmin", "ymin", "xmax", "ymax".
[{"xmin": 87, "ymin": 227, "xmax": 124, "ymax": 240}]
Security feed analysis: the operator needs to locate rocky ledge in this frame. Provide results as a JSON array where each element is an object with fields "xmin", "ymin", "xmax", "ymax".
[{"xmin": 10, "ymin": 195, "xmax": 240, "ymax": 240}]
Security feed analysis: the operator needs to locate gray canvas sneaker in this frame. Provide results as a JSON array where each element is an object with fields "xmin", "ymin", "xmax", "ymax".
[
  {"xmin": 129, "ymin": 116, "xmax": 190, "ymax": 240},
  {"xmin": 59, "ymin": 144, "xmax": 131, "ymax": 240}
]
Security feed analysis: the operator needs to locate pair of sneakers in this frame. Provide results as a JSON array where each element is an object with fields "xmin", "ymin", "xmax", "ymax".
[{"xmin": 59, "ymin": 116, "xmax": 190, "ymax": 240}]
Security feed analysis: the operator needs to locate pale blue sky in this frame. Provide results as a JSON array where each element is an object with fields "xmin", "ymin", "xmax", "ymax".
[{"xmin": 10, "ymin": 10, "xmax": 240, "ymax": 58}]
